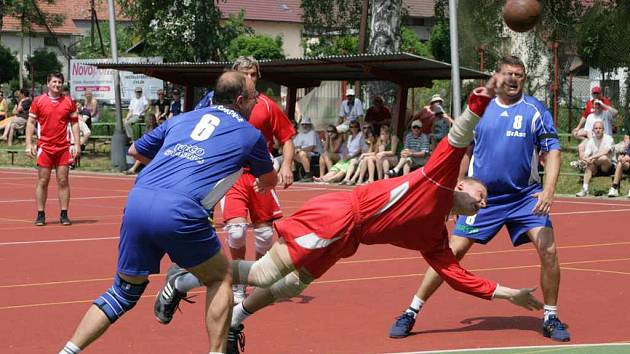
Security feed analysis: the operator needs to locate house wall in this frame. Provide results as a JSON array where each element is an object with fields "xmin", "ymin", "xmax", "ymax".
[{"xmin": 246, "ymin": 21, "xmax": 303, "ymax": 58}]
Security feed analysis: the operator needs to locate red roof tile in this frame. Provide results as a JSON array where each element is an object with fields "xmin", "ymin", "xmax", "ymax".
[
  {"xmin": 404, "ymin": 0, "xmax": 436, "ymax": 18},
  {"xmin": 217, "ymin": 0, "xmax": 303, "ymax": 23}
]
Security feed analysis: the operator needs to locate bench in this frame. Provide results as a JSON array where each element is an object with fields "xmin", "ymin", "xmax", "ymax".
[{"xmin": 0, "ymin": 148, "xmax": 24, "ymax": 165}]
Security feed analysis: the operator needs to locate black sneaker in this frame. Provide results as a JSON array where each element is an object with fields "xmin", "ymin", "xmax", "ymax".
[
  {"xmin": 154, "ymin": 264, "xmax": 195, "ymax": 324},
  {"xmin": 227, "ymin": 324, "xmax": 245, "ymax": 354},
  {"xmin": 34, "ymin": 213, "xmax": 46, "ymax": 226},
  {"xmin": 60, "ymin": 213, "xmax": 72, "ymax": 226}
]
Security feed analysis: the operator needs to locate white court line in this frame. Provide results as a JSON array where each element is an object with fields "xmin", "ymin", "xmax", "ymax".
[
  {"xmin": 0, "ymin": 195, "xmax": 127, "ymax": 203},
  {"xmin": 0, "ymin": 236, "xmax": 119, "ymax": 246},
  {"xmin": 555, "ymin": 199, "xmax": 630, "ymax": 207},
  {"xmin": 552, "ymin": 208, "xmax": 630, "ymax": 215},
  {"xmin": 387, "ymin": 342, "xmax": 630, "ymax": 354}
]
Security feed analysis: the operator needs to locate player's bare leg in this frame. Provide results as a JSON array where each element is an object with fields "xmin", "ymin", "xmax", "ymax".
[
  {"xmin": 187, "ymin": 251, "xmax": 233, "ymax": 353},
  {"xmin": 390, "ymin": 235, "xmax": 474, "ymax": 338},
  {"xmin": 64, "ymin": 273, "xmax": 148, "ymax": 352}
]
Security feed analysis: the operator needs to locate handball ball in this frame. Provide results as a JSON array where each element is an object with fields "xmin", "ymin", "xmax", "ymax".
[{"xmin": 502, "ymin": 0, "xmax": 541, "ymax": 32}]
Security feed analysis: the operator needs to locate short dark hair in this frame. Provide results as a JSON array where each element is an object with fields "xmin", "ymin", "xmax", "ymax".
[
  {"xmin": 213, "ymin": 71, "xmax": 248, "ymax": 105},
  {"xmin": 47, "ymin": 72, "xmax": 65, "ymax": 83},
  {"xmin": 495, "ymin": 55, "xmax": 526, "ymax": 73},
  {"xmin": 20, "ymin": 88, "xmax": 30, "ymax": 97}
]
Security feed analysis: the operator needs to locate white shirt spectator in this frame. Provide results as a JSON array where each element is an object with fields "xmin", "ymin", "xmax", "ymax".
[
  {"xmin": 346, "ymin": 131, "xmax": 365, "ymax": 157},
  {"xmin": 293, "ymin": 129, "xmax": 320, "ymax": 155},
  {"xmin": 129, "ymin": 96, "xmax": 149, "ymax": 116},
  {"xmin": 584, "ymin": 110, "xmax": 614, "ymax": 136},
  {"xmin": 584, "ymin": 133, "xmax": 614, "ymax": 160},
  {"xmin": 339, "ymin": 98, "xmax": 364, "ymax": 124}
]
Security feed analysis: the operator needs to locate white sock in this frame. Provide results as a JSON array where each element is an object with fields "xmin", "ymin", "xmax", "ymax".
[
  {"xmin": 393, "ymin": 167, "xmax": 400, "ymax": 173},
  {"xmin": 231, "ymin": 302, "xmax": 252, "ymax": 328},
  {"xmin": 60, "ymin": 341, "xmax": 81, "ymax": 354},
  {"xmin": 544, "ymin": 305, "xmax": 558, "ymax": 321},
  {"xmin": 175, "ymin": 272, "xmax": 202, "ymax": 293},
  {"xmin": 582, "ymin": 183, "xmax": 589, "ymax": 191},
  {"xmin": 404, "ymin": 295, "xmax": 425, "ymax": 318}
]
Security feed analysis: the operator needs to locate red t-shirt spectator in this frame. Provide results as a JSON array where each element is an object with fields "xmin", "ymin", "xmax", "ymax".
[
  {"xmin": 29, "ymin": 94, "xmax": 78, "ymax": 150},
  {"xmin": 414, "ymin": 107, "xmax": 435, "ymax": 134},
  {"xmin": 365, "ymin": 105, "xmax": 392, "ymax": 125}
]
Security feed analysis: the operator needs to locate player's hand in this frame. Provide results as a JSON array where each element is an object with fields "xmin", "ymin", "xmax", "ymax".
[
  {"xmin": 72, "ymin": 143, "xmax": 82, "ymax": 159},
  {"xmin": 474, "ymin": 73, "xmax": 504, "ymax": 98},
  {"xmin": 531, "ymin": 189, "xmax": 553, "ymax": 215},
  {"xmin": 25, "ymin": 145, "xmax": 36, "ymax": 158},
  {"xmin": 508, "ymin": 287, "xmax": 543, "ymax": 311},
  {"xmin": 277, "ymin": 163, "xmax": 293, "ymax": 189}
]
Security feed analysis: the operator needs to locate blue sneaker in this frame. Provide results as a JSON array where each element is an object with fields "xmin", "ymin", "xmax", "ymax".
[
  {"xmin": 543, "ymin": 315, "xmax": 571, "ymax": 342},
  {"xmin": 389, "ymin": 311, "xmax": 416, "ymax": 338}
]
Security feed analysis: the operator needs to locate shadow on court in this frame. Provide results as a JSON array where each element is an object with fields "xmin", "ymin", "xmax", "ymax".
[{"xmin": 410, "ymin": 315, "xmax": 541, "ymax": 336}]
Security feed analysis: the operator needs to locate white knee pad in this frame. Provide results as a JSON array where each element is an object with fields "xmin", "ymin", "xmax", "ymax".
[
  {"xmin": 225, "ymin": 223, "xmax": 248, "ymax": 249},
  {"xmin": 269, "ymin": 270, "xmax": 312, "ymax": 300},
  {"xmin": 254, "ymin": 226, "xmax": 274, "ymax": 255}
]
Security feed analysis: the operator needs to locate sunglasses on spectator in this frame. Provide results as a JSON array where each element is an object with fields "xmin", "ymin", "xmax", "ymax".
[
  {"xmin": 350, "ymin": 125, "xmax": 360, "ymax": 129},
  {"xmin": 412, "ymin": 126, "xmax": 421, "ymax": 129}
]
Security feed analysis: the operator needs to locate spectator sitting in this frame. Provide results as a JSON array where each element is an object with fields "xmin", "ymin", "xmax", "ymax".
[
  {"xmin": 410, "ymin": 93, "xmax": 443, "ymax": 136},
  {"xmin": 124, "ymin": 87, "xmax": 150, "ymax": 141},
  {"xmin": 315, "ymin": 121, "xmax": 364, "ymax": 183},
  {"xmin": 293, "ymin": 116, "xmax": 320, "ymax": 182},
  {"xmin": 607, "ymin": 134, "xmax": 630, "ymax": 198},
  {"xmin": 376, "ymin": 124, "xmax": 402, "ymax": 179},
  {"xmin": 169, "ymin": 89, "xmax": 183, "ymax": 118},
  {"xmin": 1, "ymin": 89, "xmax": 32, "ymax": 146},
  {"xmin": 78, "ymin": 89, "xmax": 98, "ymax": 126},
  {"xmin": 319, "ymin": 124, "xmax": 345, "ymax": 177},
  {"xmin": 386, "ymin": 119, "xmax": 430, "ymax": 177},
  {"xmin": 341, "ymin": 124, "xmax": 379, "ymax": 185},
  {"xmin": 0, "ymin": 89, "xmax": 8, "ymax": 125},
  {"xmin": 431, "ymin": 104, "xmax": 453, "ymax": 144},
  {"xmin": 572, "ymin": 85, "xmax": 612, "ymax": 141},
  {"xmin": 576, "ymin": 121, "xmax": 615, "ymax": 197},
  {"xmin": 154, "ymin": 89, "xmax": 170, "ymax": 123},
  {"xmin": 364, "ymin": 96, "xmax": 391, "ymax": 133},
  {"xmin": 125, "ymin": 114, "xmax": 159, "ymax": 175},
  {"xmin": 337, "ymin": 88, "xmax": 364, "ymax": 132},
  {"xmin": 575, "ymin": 99, "xmax": 618, "ymax": 160}
]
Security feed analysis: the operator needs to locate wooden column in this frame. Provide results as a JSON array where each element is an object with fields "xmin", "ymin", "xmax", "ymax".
[
  {"xmin": 287, "ymin": 86, "xmax": 297, "ymax": 121},
  {"xmin": 184, "ymin": 84, "xmax": 194, "ymax": 112},
  {"xmin": 393, "ymin": 85, "xmax": 409, "ymax": 138}
]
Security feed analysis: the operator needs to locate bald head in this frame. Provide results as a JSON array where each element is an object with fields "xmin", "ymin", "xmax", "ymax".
[{"xmin": 213, "ymin": 71, "xmax": 248, "ymax": 105}]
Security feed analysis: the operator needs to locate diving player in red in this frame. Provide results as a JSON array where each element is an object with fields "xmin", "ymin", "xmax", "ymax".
[{"xmin": 154, "ymin": 74, "xmax": 543, "ymax": 353}]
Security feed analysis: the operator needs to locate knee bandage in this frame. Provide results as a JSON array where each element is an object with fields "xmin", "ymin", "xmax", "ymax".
[
  {"xmin": 225, "ymin": 223, "xmax": 248, "ymax": 249},
  {"xmin": 270, "ymin": 269, "xmax": 313, "ymax": 300},
  {"xmin": 94, "ymin": 274, "xmax": 148, "ymax": 323},
  {"xmin": 254, "ymin": 226, "xmax": 274, "ymax": 255},
  {"xmin": 233, "ymin": 245, "xmax": 292, "ymax": 288}
]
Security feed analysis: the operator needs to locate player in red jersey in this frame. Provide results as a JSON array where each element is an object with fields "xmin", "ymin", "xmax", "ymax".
[
  {"xmin": 154, "ymin": 75, "xmax": 543, "ymax": 354},
  {"xmin": 219, "ymin": 56, "xmax": 296, "ymax": 303},
  {"xmin": 26, "ymin": 72, "xmax": 81, "ymax": 226}
]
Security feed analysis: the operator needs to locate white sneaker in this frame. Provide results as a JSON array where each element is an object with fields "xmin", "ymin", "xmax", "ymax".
[
  {"xmin": 569, "ymin": 160, "xmax": 579, "ymax": 168},
  {"xmin": 627, "ymin": 190, "xmax": 630, "ymax": 198},
  {"xmin": 233, "ymin": 284, "xmax": 246, "ymax": 304},
  {"xmin": 576, "ymin": 188, "xmax": 588, "ymax": 197},
  {"xmin": 608, "ymin": 187, "xmax": 619, "ymax": 197}
]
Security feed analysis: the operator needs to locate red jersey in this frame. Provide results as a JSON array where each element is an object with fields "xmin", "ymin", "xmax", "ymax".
[
  {"xmin": 582, "ymin": 97, "xmax": 611, "ymax": 119},
  {"xmin": 249, "ymin": 93, "xmax": 295, "ymax": 153},
  {"xmin": 29, "ymin": 94, "xmax": 78, "ymax": 148}
]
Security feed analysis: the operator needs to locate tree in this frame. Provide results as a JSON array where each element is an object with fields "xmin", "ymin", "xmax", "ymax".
[
  {"xmin": 0, "ymin": 0, "xmax": 64, "ymax": 41},
  {"xmin": 300, "ymin": 0, "xmax": 363, "ymax": 56},
  {"xmin": 0, "ymin": 44, "xmax": 19, "ymax": 84},
  {"xmin": 73, "ymin": 22, "xmax": 134, "ymax": 59},
  {"xmin": 401, "ymin": 27, "xmax": 430, "ymax": 57},
  {"xmin": 227, "ymin": 35, "xmax": 285, "ymax": 61},
  {"xmin": 117, "ymin": 1, "xmax": 252, "ymax": 62},
  {"xmin": 25, "ymin": 48, "xmax": 62, "ymax": 84}
]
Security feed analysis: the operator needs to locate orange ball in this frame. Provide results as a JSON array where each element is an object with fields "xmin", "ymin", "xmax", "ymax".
[{"xmin": 502, "ymin": 0, "xmax": 541, "ymax": 32}]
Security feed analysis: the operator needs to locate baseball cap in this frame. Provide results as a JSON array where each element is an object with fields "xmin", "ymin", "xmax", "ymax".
[
  {"xmin": 411, "ymin": 119, "xmax": 422, "ymax": 128},
  {"xmin": 172, "ymin": 89, "xmax": 180, "ymax": 95},
  {"xmin": 134, "ymin": 87, "xmax": 143, "ymax": 93},
  {"xmin": 346, "ymin": 88, "xmax": 355, "ymax": 96},
  {"xmin": 591, "ymin": 86, "xmax": 601, "ymax": 94},
  {"xmin": 300, "ymin": 116, "xmax": 313, "ymax": 125}
]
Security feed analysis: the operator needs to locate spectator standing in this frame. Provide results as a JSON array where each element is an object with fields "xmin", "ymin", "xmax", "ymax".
[
  {"xmin": 25, "ymin": 72, "xmax": 81, "ymax": 226},
  {"xmin": 572, "ymin": 85, "xmax": 612, "ymax": 141},
  {"xmin": 576, "ymin": 121, "xmax": 615, "ymax": 197},
  {"xmin": 154, "ymin": 89, "xmax": 171, "ymax": 123},
  {"xmin": 169, "ymin": 89, "xmax": 183, "ymax": 118},
  {"xmin": 386, "ymin": 120, "xmax": 430, "ymax": 177},
  {"xmin": 1, "ymin": 89, "xmax": 32, "ymax": 145},
  {"xmin": 364, "ymin": 96, "xmax": 391, "ymax": 132},
  {"xmin": 337, "ymin": 88, "xmax": 364, "ymax": 132},
  {"xmin": 292, "ymin": 116, "xmax": 320, "ymax": 182},
  {"xmin": 124, "ymin": 87, "xmax": 150, "ymax": 141},
  {"xmin": 319, "ymin": 124, "xmax": 345, "ymax": 177},
  {"xmin": 574, "ymin": 99, "xmax": 618, "ymax": 161},
  {"xmin": 411, "ymin": 94, "xmax": 444, "ymax": 135},
  {"xmin": 432, "ymin": 104, "xmax": 453, "ymax": 144}
]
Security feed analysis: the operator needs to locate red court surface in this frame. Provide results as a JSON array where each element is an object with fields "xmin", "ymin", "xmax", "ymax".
[{"xmin": 1, "ymin": 167, "xmax": 629, "ymax": 353}]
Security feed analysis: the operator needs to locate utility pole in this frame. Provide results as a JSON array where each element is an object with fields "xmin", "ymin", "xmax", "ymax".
[
  {"xmin": 107, "ymin": 0, "xmax": 127, "ymax": 171},
  {"xmin": 448, "ymin": 0, "xmax": 461, "ymax": 117}
]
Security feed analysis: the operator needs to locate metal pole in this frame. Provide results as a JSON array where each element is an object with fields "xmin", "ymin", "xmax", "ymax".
[
  {"xmin": 107, "ymin": 0, "xmax": 127, "ymax": 171},
  {"xmin": 448, "ymin": 0, "xmax": 461, "ymax": 117}
]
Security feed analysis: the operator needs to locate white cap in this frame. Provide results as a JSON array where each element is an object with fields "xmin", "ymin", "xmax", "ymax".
[
  {"xmin": 346, "ymin": 88, "xmax": 355, "ymax": 96},
  {"xmin": 300, "ymin": 116, "xmax": 312, "ymax": 125},
  {"xmin": 429, "ymin": 94, "xmax": 443, "ymax": 104},
  {"xmin": 411, "ymin": 119, "xmax": 422, "ymax": 128}
]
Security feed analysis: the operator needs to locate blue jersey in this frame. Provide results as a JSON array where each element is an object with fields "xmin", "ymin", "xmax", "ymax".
[
  {"xmin": 194, "ymin": 91, "xmax": 214, "ymax": 110},
  {"xmin": 469, "ymin": 95, "xmax": 560, "ymax": 197},
  {"xmin": 133, "ymin": 105, "xmax": 273, "ymax": 209}
]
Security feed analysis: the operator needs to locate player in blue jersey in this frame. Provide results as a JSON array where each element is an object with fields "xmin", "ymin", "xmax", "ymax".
[
  {"xmin": 389, "ymin": 55, "xmax": 570, "ymax": 342},
  {"xmin": 58, "ymin": 71, "xmax": 277, "ymax": 354}
]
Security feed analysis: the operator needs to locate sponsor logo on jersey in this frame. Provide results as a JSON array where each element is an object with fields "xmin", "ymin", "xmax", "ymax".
[
  {"xmin": 164, "ymin": 143, "xmax": 205, "ymax": 164},
  {"xmin": 500, "ymin": 111, "xmax": 509, "ymax": 117},
  {"xmin": 506, "ymin": 130, "xmax": 526, "ymax": 138},
  {"xmin": 214, "ymin": 105, "xmax": 244, "ymax": 122},
  {"xmin": 455, "ymin": 224, "xmax": 479, "ymax": 234}
]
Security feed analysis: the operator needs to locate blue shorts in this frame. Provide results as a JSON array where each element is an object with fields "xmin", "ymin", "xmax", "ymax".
[
  {"xmin": 452, "ymin": 190, "xmax": 552, "ymax": 247},
  {"xmin": 117, "ymin": 187, "xmax": 222, "ymax": 276}
]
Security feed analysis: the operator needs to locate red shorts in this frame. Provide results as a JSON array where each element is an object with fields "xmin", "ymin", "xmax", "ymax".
[
  {"xmin": 37, "ymin": 145, "xmax": 73, "ymax": 168},
  {"xmin": 221, "ymin": 172, "xmax": 282, "ymax": 224},
  {"xmin": 274, "ymin": 192, "xmax": 361, "ymax": 278}
]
